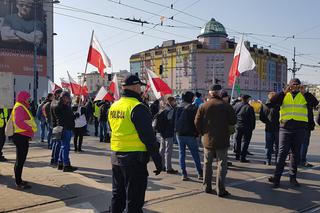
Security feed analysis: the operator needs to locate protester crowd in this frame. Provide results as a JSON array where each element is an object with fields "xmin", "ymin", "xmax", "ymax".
[{"xmin": 0, "ymin": 76, "xmax": 320, "ymax": 211}]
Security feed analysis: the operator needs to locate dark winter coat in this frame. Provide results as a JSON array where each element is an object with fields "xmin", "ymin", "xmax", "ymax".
[
  {"xmin": 175, "ymin": 102, "xmax": 198, "ymax": 137},
  {"xmin": 259, "ymin": 102, "xmax": 280, "ymax": 132},
  {"xmin": 233, "ymin": 102, "xmax": 256, "ymax": 131},
  {"xmin": 194, "ymin": 96, "xmax": 236, "ymax": 150}
]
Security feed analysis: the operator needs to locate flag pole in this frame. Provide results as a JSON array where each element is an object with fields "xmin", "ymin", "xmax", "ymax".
[
  {"xmin": 78, "ymin": 30, "xmax": 94, "ymax": 107},
  {"xmin": 230, "ymin": 34, "xmax": 244, "ymax": 104},
  {"xmin": 230, "ymin": 76, "xmax": 237, "ymax": 103}
]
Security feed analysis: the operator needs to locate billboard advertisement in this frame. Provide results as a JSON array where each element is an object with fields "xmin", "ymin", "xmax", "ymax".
[{"xmin": 0, "ymin": 0, "xmax": 47, "ymax": 77}]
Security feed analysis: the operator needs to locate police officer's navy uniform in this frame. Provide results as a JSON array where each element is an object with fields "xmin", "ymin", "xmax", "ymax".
[{"xmin": 108, "ymin": 85, "xmax": 162, "ymax": 213}]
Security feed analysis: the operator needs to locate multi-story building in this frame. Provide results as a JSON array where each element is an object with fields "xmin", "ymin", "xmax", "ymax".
[
  {"xmin": 130, "ymin": 18, "xmax": 287, "ymax": 101},
  {"xmin": 78, "ymin": 70, "xmax": 130, "ymax": 96},
  {"xmin": 307, "ymin": 84, "xmax": 320, "ymax": 100}
]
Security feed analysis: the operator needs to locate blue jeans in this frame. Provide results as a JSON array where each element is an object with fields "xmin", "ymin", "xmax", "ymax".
[
  {"xmin": 47, "ymin": 128, "xmax": 53, "ymax": 148},
  {"xmin": 176, "ymin": 135, "xmax": 202, "ymax": 176},
  {"xmin": 265, "ymin": 131, "xmax": 279, "ymax": 163},
  {"xmin": 51, "ymin": 139, "xmax": 61, "ymax": 165},
  {"xmin": 300, "ymin": 130, "xmax": 311, "ymax": 164},
  {"xmin": 40, "ymin": 120, "xmax": 47, "ymax": 140},
  {"xmin": 59, "ymin": 130, "xmax": 72, "ymax": 166},
  {"xmin": 99, "ymin": 121, "xmax": 107, "ymax": 142}
]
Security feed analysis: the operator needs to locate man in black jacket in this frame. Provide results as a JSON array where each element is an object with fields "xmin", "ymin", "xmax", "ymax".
[
  {"xmin": 233, "ymin": 94, "xmax": 256, "ymax": 163},
  {"xmin": 300, "ymin": 90, "xmax": 319, "ymax": 167},
  {"xmin": 108, "ymin": 75, "xmax": 162, "ymax": 213},
  {"xmin": 51, "ymin": 91, "xmax": 77, "ymax": 172},
  {"xmin": 156, "ymin": 96, "xmax": 178, "ymax": 174},
  {"xmin": 175, "ymin": 91, "xmax": 203, "ymax": 181},
  {"xmin": 260, "ymin": 92, "xmax": 280, "ymax": 165}
]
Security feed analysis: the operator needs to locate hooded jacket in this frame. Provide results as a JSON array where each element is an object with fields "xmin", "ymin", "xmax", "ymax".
[{"xmin": 14, "ymin": 91, "xmax": 35, "ymax": 138}]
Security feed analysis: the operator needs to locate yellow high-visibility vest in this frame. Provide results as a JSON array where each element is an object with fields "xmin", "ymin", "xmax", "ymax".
[
  {"xmin": 108, "ymin": 97, "xmax": 147, "ymax": 152},
  {"xmin": 12, "ymin": 102, "xmax": 37, "ymax": 134},
  {"xmin": 93, "ymin": 103, "xmax": 100, "ymax": 118},
  {"xmin": 0, "ymin": 108, "xmax": 8, "ymax": 128},
  {"xmin": 280, "ymin": 92, "xmax": 308, "ymax": 122}
]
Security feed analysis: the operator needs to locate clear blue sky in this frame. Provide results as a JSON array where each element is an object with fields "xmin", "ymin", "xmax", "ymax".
[{"xmin": 54, "ymin": 0, "xmax": 320, "ymax": 84}]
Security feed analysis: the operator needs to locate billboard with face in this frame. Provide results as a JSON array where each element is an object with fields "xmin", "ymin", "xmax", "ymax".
[{"xmin": 0, "ymin": 0, "xmax": 47, "ymax": 76}]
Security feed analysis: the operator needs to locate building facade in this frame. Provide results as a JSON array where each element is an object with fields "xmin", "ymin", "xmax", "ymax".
[
  {"xmin": 78, "ymin": 70, "xmax": 130, "ymax": 96},
  {"xmin": 130, "ymin": 18, "xmax": 287, "ymax": 101}
]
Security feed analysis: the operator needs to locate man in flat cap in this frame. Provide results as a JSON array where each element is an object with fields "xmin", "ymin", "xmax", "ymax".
[
  {"xmin": 268, "ymin": 78, "xmax": 318, "ymax": 188},
  {"xmin": 195, "ymin": 84, "xmax": 236, "ymax": 197}
]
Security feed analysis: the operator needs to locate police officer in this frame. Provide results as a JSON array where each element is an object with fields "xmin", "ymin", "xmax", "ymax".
[
  {"xmin": 108, "ymin": 75, "xmax": 162, "ymax": 213},
  {"xmin": 268, "ymin": 78, "xmax": 318, "ymax": 188},
  {"xmin": 0, "ymin": 107, "xmax": 9, "ymax": 162}
]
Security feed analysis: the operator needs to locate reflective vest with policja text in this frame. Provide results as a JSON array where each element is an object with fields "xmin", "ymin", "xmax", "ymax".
[
  {"xmin": 280, "ymin": 92, "xmax": 308, "ymax": 122},
  {"xmin": 108, "ymin": 97, "xmax": 147, "ymax": 152},
  {"xmin": 12, "ymin": 102, "xmax": 37, "ymax": 134},
  {"xmin": 0, "ymin": 108, "xmax": 8, "ymax": 128}
]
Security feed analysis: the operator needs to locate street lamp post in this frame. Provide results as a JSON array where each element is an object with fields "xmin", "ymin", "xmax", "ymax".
[{"xmin": 33, "ymin": 0, "xmax": 60, "ymax": 105}]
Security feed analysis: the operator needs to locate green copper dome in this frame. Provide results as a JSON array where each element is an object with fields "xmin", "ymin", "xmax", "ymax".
[{"xmin": 198, "ymin": 18, "xmax": 228, "ymax": 38}]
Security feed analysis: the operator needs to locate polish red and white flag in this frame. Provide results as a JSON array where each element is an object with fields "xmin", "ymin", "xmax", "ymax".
[
  {"xmin": 146, "ymin": 69, "xmax": 172, "ymax": 99},
  {"xmin": 67, "ymin": 72, "xmax": 88, "ymax": 96},
  {"xmin": 60, "ymin": 78, "xmax": 70, "ymax": 89},
  {"xmin": 48, "ymin": 79, "xmax": 62, "ymax": 93},
  {"xmin": 228, "ymin": 38, "xmax": 256, "ymax": 87},
  {"xmin": 87, "ymin": 34, "xmax": 112, "ymax": 78},
  {"xmin": 109, "ymin": 74, "xmax": 120, "ymax": 101},
  {"xmin": 94, "ymin": 86, "xmax": 114, "ymax": 102}
]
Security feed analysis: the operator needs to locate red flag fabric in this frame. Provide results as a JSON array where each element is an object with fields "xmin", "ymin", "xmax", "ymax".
[
  {"xmin": 60, "ymin": 78, "xmax": 70, "ymax": 89},
  {"xmin": 67, "ymin": 72, "xmax": 88, "ymax": 96},
  {"xmin": 147, "ymin": 69, "xmax": 172, "ymax": 99},
  {"xmin": 109, "ymin": 74, "xmax": 120, "ymax": 101},
  {"xmin": 87, "ymin": 34, "xmax": 111, "ymax": 78},
  {"xmin": 94, "ymin": 86, "xmax": 114, "ymax": 102},
  {"xmin": 228, "ymin": 38, "xmax": 256, "ymax": 87},
  {"xmin": 48, "ymin": 79, "xmax": 62, "ymax": 94}
]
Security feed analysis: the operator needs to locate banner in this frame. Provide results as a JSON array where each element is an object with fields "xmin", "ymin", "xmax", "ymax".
[{"xmin": 0, "ymin": 0, "xmax": 47, "ymax": 76}]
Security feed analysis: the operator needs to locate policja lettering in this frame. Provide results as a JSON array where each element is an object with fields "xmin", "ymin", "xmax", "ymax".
[{"xmin": 110, "ymin": 110, "xmax": 125, "ymax": 119}]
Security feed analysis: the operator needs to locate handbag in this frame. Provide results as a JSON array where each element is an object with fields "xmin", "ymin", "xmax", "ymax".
[
  {"xmin": 52, "ymin": 126, "xmax": 63, "ymax": 140},
  {"xmin": 5, "ymin": 114, "xmax": 14, "ymax": 137}
]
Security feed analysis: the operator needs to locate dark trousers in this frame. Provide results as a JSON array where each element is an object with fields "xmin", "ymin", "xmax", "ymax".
[
  {"xmin": 265, "ymin": 131, "xmax": 279, "ymax": 163},
  {"xmin": 234, "ymin": 128, "xmax": 253, "ymax": 159},
  {"xmin": 111, "ymin": 163, "xmax": 148, "ymax": 213},
  {"xmin": 13, "ymin": 133, "xmax": 29, "ymax": 185},
  {"xmin": 47, "ymin": 127, "xmax": 53, "ymax": 149},
  {"xmin": 94, "ymin": 117, "xmax": 99, "ymax": 137},
  {"xmin": 300, "ymin": 129, "xmax": 311, "ymax": 164},
  {"xmin": 0, "ymin": 127, "xmax": 5, "ymax": 157},
  {"xmin": 73, "ymin": 127, "xmax": 85, "ymax": 151},
  {"xmin": 274, "ymin": 128, "xmax": 305, "ymax": 180}
]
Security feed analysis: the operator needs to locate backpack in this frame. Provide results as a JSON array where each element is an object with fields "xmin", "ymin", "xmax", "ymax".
[{"xmin": 5, "ymin": 113, "xmax": 14, "ymax": 137}]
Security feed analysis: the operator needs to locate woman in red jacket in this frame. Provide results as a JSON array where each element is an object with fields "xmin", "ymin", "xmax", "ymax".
[{"xmin": 12, "ymin": 91, "xmax": 37, "ymax": 190}]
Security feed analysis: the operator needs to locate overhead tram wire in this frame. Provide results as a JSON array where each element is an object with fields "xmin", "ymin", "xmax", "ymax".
[
  {"xmin": 246, "ymin": 34, "xmax": 320, "ymax": 62},
  {"xmin": 105, "ymin": 0, "xmax": 202, "ymax": 29},
  {"xmin": 53, "ymin": 0, "xmax": 190, "ymax": 66},
  {"xmin": 51, "ymin": 4, "xmax": 196, "ymax": 40}
]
